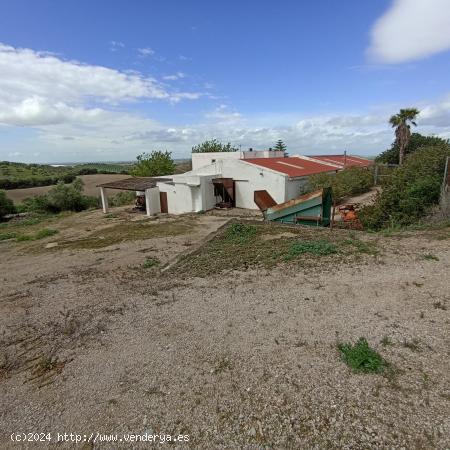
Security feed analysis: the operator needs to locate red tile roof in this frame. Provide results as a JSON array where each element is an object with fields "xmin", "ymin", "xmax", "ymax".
[
  {"xmin": 243, "ymin": 157, "xmax": 338, "ymax": 177},
  {"xmin": 308, "ymin": 155, "xmax": 372, "ymax": 167}
]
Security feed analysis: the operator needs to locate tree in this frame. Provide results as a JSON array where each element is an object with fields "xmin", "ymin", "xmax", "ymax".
[
  {"xmin": 389, "ymin": 108, "xmax": 419, "ymax": 165},
  {"xmin": 132, "ymin": 150, "xmax": 176, "ymax": 177},
  {"xmin": 191, "ymin": 139, "xmax": 239, "ymax": 153},
  {"xmin": 273, "ymin": 140, "xmax": 287, "ymax": 152},
  {"xmin": 376, "ymin": 133, "xmax": 449, "ymax": 164},
  {"xmin": 0, "ymin": 190, "xmax": 15, "ymax": 218}
]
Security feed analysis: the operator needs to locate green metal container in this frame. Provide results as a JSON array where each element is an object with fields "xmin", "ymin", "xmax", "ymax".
[{"xmin": 265, "ymin": 188, "xmax": 332, "ymax": 227}]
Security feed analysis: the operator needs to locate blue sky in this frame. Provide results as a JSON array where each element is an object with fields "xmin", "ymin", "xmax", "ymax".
[{"xmin": 1, "ymin": 0, "xmax": 450, "ymax": 162}]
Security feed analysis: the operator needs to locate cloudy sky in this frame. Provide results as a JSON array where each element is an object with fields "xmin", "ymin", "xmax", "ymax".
[{"xmin": 1, "ymin": 0, "xmax": 450, "ymax": 163}]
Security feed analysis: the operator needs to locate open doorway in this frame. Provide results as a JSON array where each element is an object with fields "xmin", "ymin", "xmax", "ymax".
[{"xmin": 212, "ymin": 178, "xmax": 235, "ymax": 209}]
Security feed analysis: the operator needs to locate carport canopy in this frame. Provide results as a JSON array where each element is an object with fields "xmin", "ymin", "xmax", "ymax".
[{"xmin": 97, "ymin": 177, "xmax": 172, "ymax": 216}]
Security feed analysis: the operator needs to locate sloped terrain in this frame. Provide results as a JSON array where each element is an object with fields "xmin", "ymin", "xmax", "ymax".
[{"xmin": 0, "ymin": 210, "xmax": 449, "ymax": 449}]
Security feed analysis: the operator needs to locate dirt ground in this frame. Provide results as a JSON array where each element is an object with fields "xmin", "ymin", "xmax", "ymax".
[
  {"xmin": 0, "ymin": 208, "xmax": 449, "ymax": 449},
  {"xmin": 5, "ymin": 174, "xmax": 130, "ymax": 203}
]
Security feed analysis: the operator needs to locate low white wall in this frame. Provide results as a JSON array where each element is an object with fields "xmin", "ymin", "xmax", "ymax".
[
  {"xmin": 191, "ymin": 152, "xmax": 241, "ymax": 170},
  {"xmin": 145, "ymin": 187, "xmax": 161, "ymax": 215}
]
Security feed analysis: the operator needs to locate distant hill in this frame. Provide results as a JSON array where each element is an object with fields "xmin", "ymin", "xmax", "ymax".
[{"xmin": 0, "ymin": 161, "xmax": 132, "ymax": 189}]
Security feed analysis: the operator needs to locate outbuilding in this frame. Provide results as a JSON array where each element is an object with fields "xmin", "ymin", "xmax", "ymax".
[{"xmin": 98, "ymin": 152, "xmax": 371, "ymax": 216}]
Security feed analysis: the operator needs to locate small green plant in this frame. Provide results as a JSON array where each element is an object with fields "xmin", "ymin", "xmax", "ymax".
[
  {"xmin": 422, "ymin": 253, "xmax": 439, "ymax": 261},
  {"xmin": 285, "ymin": 240, "xmax": 337, "ymax": 260},
  {"xmin": 338, "ymin": 337, "xmax": 386, "ymax": 374},
  {"xmin": 0, "ymin": 231, "xmax": 18, "ymax": 241},
  {"xmin": 381, "ymin": 336, "xmax": 393, "ymax": 347},
  {"xmin": 225, "ymin": 223, "xmax": 257, "ymax": 244},
  {"xmin": 143, "ymin": 257, "xmax": 160, "ymax": 269}
]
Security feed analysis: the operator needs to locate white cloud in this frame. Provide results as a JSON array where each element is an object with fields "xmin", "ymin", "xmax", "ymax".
[
  {"xmin": 162, "ymin": 72, "xmax": 186, "ymax": 81},
  {"xmin": 109, "ymin": 41, "xmax": 125, "ymax": 52},
  {"xmin": 137, "ymin": 47, "xmax": 155, "ymax": 57},
  {"xmin": 1, "ymin": 44, "xmax": 450, "ymax": 163},
  {"xmin": 368, "ymin": 0, "xmax": 450, "ymax": 63},
  {"xmin": 0, "ymin": 43, "xmax": 203, "ymax": 127}
]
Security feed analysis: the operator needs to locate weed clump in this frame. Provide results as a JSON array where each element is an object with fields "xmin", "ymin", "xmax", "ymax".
[
  {"xmin": 338, "ymin": 337, "xmax": 387, "ymax": 374},
  {"xmin": 285, "ymin": 240, "xmax": 337, "ymax": 260},
  {"xmin": 422, "ymin": 253, "xmax": 439, "ymax": 261},
  {"xmin": 225, "ymin": 223, "xmax": 257, "ymax": 244},
  {"xmin": 143, "ymin": 257, "xmax": 160, "ymax": 269}
]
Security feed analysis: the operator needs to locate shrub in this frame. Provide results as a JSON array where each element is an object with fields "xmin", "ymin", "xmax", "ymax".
[
  {"xmin": 308, "ymin": 166, "xmax": 373, "ymax": 201},
  {"xmin": 376, "ymin": 133, "xmax": 449, "ymax": 164},
  {"xmin": 18, "ymin": 179, "xmax": 99, "ymax": 214},
  {"xmin": 359, "ymin": 144, "xmax": 450, "ymax": 230},
  {"xmin": 192, "ymin": 139, "xmax": 239, "ymax": 153},
  {"xmin": 132, "ymin": 150, "xmax": 175, "ymax": 177},
  {"xmin": 0, "ymin": 190, "xmax": 15, "ymax": 218},
  {"xmin": 110, "ymin": 191, "xmax": 135, "ymax": 207},
  {"xmin": 338, "ymin": 337, "xmax": 386, "ymax": 374}
]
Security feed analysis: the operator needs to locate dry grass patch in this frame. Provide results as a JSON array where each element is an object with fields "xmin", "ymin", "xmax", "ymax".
[
  {"xmin": 55, "ymin": 216, "xmax": 198, "ymax": 250},
  {"xmin": 172, "ymin": 221, "xmax": 379, "ymax": 277}
]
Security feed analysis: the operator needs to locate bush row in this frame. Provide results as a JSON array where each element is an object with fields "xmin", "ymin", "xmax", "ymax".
[
  {"xmin": 359, "ymin": 144, "xmax": 450, "ymax": 230},
  {"xmin": 307, "ymin": 166, "xmax": 374, "ymax": 202}
]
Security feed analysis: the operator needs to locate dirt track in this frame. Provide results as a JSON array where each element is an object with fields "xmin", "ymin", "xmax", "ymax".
[{"xmin": 0, "ymin": 209, "xmax": 449, "ymax": 449}]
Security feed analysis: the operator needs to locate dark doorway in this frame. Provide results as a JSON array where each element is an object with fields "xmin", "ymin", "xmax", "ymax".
[
  {"xmin": 160, "ymin": 192, "xmax": 168, "ymax": 213},
  {"xmin": 212, "ymin": 178, "xmax": 235, "ymax": 208}
]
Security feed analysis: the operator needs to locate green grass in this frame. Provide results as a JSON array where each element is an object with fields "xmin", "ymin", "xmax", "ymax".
[
  {"xmin": 284, "ymin": 240, "xmax": 337, "ymax": 260},
  {"xmin": 224, "ymin": 223, "xmax": 257, "ymax": 244},
  {"xmin": 16, "ymin": 228, "xmax": 58, "ymax": 241},
  {"xmin": 0, "ymin": 231, "xmax": 18, "ymax": 241},
  {"xmin": 338, "ymin": 337, "xmax": 387, "ymax": 374},
  {"xmin": 1, "ymin": 227, "xmax": 58, "ymax": 241},
  {"xmin": 143, "ymin": 257, "xmax": 160, "ymax": 269},
  {"xmin": 342, "ymin": 235, "xmax": 379, "ymax": 255},
  {"xmin": 380, "ymin": 336, "xmax": 393, "ymax": 347}
]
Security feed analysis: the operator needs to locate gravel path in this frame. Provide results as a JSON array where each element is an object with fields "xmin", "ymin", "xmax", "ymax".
[{"xmin": 0, "ymin": 213, "xmax": 449, "ymax": 449}]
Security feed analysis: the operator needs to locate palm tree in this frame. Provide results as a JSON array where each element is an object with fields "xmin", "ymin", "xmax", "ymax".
[{"xmin": 389, "ymin": 108, "xmax": 419, "ymax": 165}]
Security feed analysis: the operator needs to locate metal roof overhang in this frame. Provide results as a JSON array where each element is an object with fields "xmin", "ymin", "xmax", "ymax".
[{"xmin": 97, "ymin": 177, "xmax": 173, "ymax": 191}]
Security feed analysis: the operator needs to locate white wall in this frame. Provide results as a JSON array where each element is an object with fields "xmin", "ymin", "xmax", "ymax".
[
  {"xmin": 219, "ymin": 159, "xmax": 287, "ymax": 209},
  {"xmin": 191, "ymin": 152, "xmax": 241, "ymax": 170},
  {"xmin": 145, "ymin": 187, "xmax": 161, "ymax": 215},
  {"xmin": 157, "ymin": 173, "xmax": 218, "ymax": 214},
  {"xmin": 285, "ymin": 177, "xmax": 309, "ymax": 200},
  {"xmin": 241, "ymin": 150, "xmax": 285, "ymax": 159}
]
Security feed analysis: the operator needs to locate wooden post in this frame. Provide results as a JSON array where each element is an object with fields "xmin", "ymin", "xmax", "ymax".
[
  {"xmin": 330, "ymin": 201, "xmax": 336, "ymax": 231},
  {"xmin": 100, "ymin": 187, "xmax": 108, "ymax": 213}
]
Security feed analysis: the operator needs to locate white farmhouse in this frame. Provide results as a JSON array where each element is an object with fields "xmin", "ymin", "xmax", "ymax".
[{"xmin": 98, "ymin": 151, "xmax": 371, "ymax": 216}]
